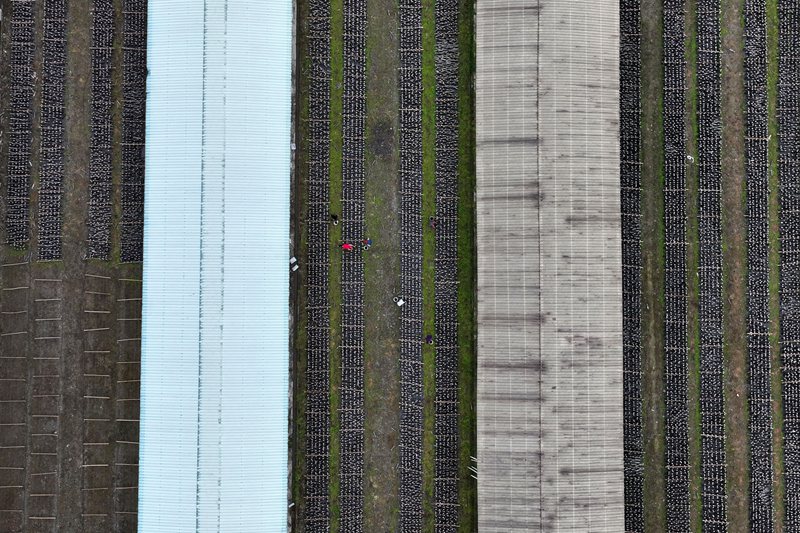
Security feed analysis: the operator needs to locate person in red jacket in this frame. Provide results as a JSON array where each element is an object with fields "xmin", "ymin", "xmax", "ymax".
[{"xmin": 342, "ymin": 242, "xmax": 354, "ymax": 252}]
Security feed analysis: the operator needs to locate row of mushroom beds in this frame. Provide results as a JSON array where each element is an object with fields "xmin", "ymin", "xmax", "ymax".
[
  {"xmin": 338, "ymin": 0, "xmax": 367, "ymax": 528},
  {"xmin": 5, "ymin": 0, "xmax": 146, "ymax": 262},
  {"xmin": 303, "ymin": 0, "xmax": 462, "ymax": 529},
  {"xmin": 778, "ymin": 0, "xmax": 800, "ymax": 527},
  {"xmin": 745, "ymin": 0, "xmax": 773, "ymax": 531},
  {"xmin": 695, "ymin": 0, "xmax": 727, "ymax": 528},
  {"xmin": 622, "ymin": 0, "xmax": 800, "ymax": 531}
]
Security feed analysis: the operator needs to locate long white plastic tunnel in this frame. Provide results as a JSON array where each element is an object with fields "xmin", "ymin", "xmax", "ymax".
[{"xmin": 137, "ymin": 1, "xmax": 291, "ymax": 531}]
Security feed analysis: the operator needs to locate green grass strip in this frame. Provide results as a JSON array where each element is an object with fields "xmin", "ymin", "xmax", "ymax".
[
  {"xmin": 766, "ymin": 0, "xmax": 785, "ymax": 528},
  {"xmin": 293, "ymin": 125, "xmax": 309, "ymax": 527},
  {"xmin": 328, "ymin": 0, "xmax": 344, "ymax": 529},
  {"xmin": 362, "ymin": 0, "xmax": 402, "ymax": 524},
  {"xmin": 456, "ymin": 0, "xmax": 477, "ymax": 528},
  {"xmin": 640, "ymin": 0, "xmax": 667, "ymax": 528},
  {"xmin": 684, "ymin": 3, "xmax": 703, "ymax": 530},
  {"xmin": 421, "ymin": 0, "xmax": 437, "ymax": 528},
  {"xmin": 292, "ymin": 0, "xmax": 312, "ymax": 522}
]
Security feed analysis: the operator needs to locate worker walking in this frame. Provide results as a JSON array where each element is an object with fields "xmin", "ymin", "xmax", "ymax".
[{"xmin": 342, "ymin": 242, "xmax": 354, "ymax": 252}]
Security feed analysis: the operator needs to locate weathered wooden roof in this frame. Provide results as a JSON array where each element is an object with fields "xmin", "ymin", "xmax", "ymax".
[{"xmin": 476, "ymin": 0, "xmax": 623, "ymax": 530}]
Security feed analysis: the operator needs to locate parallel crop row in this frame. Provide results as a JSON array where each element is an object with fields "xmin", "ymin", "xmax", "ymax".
[
  {"xmin": 778, "ymin": 0, "xmax": 800, "ymax": 527},
  {"xmin": 743, "ymin": 0, "xmax": 774, "ymax": 530},
  {"xmin": 6, "ymin": 0, "xmax": 35, "ymax": 248},
  {"xmin": 696, "ymin": 0, "xmax": 728, "ymax": 529},
  {"xmin": 87, "ymin": 0, "xmax": 115, "ymax": 260},
  {"xmin": 38, "ymin": 0, "xmax": 68, "ymax": 260},
  {"xmin": 620, "ymin": 0, "xmax": 644, "ymax": 531},
  {"xmin": 121, "ymin": 0, "xmax": 146, "ymax": 262},
  {"xmin": 304, "ymin": 0, "xmax": 332, "ymax": 527},
  {"xmin": 433, "ymin": 0, "xmax": 459, "ymax": 528},
  {"xmin": 663, "ymin": 0, "xmax": 691, "ymax": 529},
  {"xmin": 339, "ymin": 0, "xmax": 367, "ymax": 528},
  {"xmin": 398, "ymin": 0, "xmax": 424, "ymax": 527}
]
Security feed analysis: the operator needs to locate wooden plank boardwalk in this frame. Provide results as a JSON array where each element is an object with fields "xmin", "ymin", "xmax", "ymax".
[{"xmin": 475, "ymin": 0, "xmax": 623, "ymax": 530}]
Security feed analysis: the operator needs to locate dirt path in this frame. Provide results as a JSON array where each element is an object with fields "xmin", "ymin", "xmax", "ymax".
[
  {"xmin": 362, "ymin": 0, "xmax": 401, "ymax": 528},
  {"xmin": 720, "ymin": 0, "xmax": 750, "ymax": 529},
  {"xmin": 640, "ymin": 0, "xmax": 666, "ymax": 528},
  {"xmin": 328, "ymin": 0, "xmax": 343, "ymax": 526},
  {"xmin": 58, "ymin": 0, "xmax": 92, "ymax": 529},
  {"xmin": 766, "ymin": 1, "xmax": 785, "ymax": 529}
]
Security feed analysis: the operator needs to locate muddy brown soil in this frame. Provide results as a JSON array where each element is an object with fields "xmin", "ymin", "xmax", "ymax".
[
  {"xmin": 0, "ymin": 1, "xmax": 141, "ymax": 532},
  {"xmin": 362, "ymin": 0, "xmax": 402, "ymax": 527},
  {"xmin": 720, "ymin": 0, "xmax": 750, "ymax": 530},
  {"xmin": 640, "ymin": 0, "xmax": 667, "ymax": 528}
]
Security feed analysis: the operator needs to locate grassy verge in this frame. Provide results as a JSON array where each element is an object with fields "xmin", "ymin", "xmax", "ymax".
[
  {"xmin": 328, "ymin": 0, "xmax": 344, "ymax": 528},
  {"xmin": 456, "ymin": 0, "xmax": 477, "ymax": 528},
  {"xmin": 685, "ymin": 2, "xmax": 703, "ymax": 530},
  {"xmin": 766, "ymin": 0, "xmax": 785, "ymax": 529},
  {"xmin": 293, "ymin": 291, "xmax": 308, "ymax": 532},
  {"xmin": 421, "ymin": 0, "xmax": 437, "ymax": 528},
  {"xmin": 293, "ymin": 180, "xmax": 309, "ymax": 531},
  {"xmin": 362, "ymin": 0, "xmax": 401, "ymax": 525},
  {"xmin": 292, "ymin": 0, "xmax": 311, "ymax": 525},
  {"xmin": 4, "ymin": 246, "xmax": 28, "ymax": 259},
  {"xmin": 640, "ymin": 0, "xmax": 666, "ymax": 528}
]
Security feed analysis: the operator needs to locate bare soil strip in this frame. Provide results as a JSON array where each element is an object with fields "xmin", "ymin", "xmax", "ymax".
[
  {"xmin": 720, "ymin": 0, "xmax": 751, "ymax": 529},
  {"xmin": 640, "ymin": 0, "xmax": 667, "ymax": 528},
  {"xmin": 362, "ymin": 0, "xmax": 402, "ymax": 526}
]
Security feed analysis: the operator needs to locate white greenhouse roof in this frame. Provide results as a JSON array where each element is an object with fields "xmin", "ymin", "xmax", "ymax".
[{"xmin": 137, "ymin": 1, "xmax": 292, "ymax": 531}]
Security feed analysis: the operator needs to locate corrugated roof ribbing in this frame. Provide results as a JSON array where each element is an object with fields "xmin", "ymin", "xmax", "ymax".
[
  {"xmin": 476, "ymin": 0, "xmax": 624, "ymax": 530},
  {"xmin": 137, "ymin": 1, "xmax": 292, "ymax": 531}
]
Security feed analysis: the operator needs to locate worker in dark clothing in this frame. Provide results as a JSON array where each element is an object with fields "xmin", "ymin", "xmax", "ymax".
[
  {"xmin": 425, "ymin": 334, "xmax": 433, "ymax": 344},
  {"xmin": 331, "ymin": 213, "xmax": 339, "ymax": 226},
  {"xmin": 429, "ymin": 216, "xmax": 437, "ymax": 231}
]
